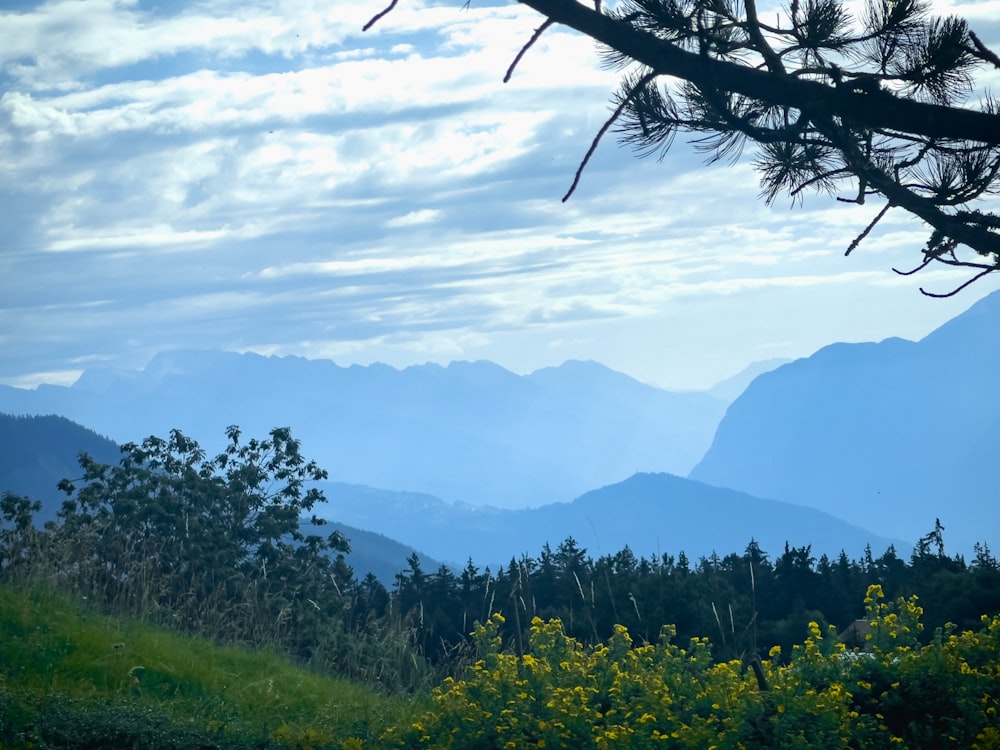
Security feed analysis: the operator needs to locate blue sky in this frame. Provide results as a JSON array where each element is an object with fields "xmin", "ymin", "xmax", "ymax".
[{"xmin": 2, "ymin": 0, "xmax": 999, "ymax": 391}]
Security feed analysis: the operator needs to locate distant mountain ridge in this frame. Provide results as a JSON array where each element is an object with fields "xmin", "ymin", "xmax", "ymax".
[
  {"xmin": 4, "ymin": 291, "xmax": 995, "ymax": 554},
  {"xmin": 319, "ymin": 473, "xmax": 904, "ymax": 568},
  {"xmin": 690, "ymin": 289, "xmax": 1000, "ymax": 553},
  {"xmin": 0, "ymin": 354, "xmax": 727, "ymax": 509}
]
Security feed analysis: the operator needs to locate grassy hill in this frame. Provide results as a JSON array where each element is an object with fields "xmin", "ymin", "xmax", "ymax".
[{"xmin": 0, "ymin": 585, "xmax": 425, "ymax": 750}]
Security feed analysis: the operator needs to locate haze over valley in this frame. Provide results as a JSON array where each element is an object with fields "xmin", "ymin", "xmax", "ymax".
[{"xmin": 3, "ymin": 289, "xmax": 998, "ymax": 577}]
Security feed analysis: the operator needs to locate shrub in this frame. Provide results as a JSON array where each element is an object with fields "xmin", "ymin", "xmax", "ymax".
[{"xmin": 384, "ymin": 586, "xmax": 1000, "ymax": 749}]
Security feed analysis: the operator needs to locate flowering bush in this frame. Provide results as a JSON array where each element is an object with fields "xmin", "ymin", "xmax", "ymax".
[{"xmin": 385, "ymin": 586, "xmax": 1000, "ymax": 749}]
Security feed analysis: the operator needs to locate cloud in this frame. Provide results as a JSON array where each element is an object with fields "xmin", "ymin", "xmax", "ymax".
[
  {"xmin": 3, "ymin": 0, "xmax": 1000, "ymax": 392},
  {"xmin": 0, "ymin": 0, "xmax": 386, "ymax": 87},
  {"xmin": 385, "ymin": 208, "xmax": 443, "ymax": 227}
]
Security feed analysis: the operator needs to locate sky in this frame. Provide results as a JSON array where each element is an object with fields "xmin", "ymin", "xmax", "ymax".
[{"xmin": 2, "ymin": 0, "xmax": 1000, "ymax": 392}]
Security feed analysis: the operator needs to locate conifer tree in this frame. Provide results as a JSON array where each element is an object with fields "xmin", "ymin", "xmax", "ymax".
[{"xmin": 368, "ymin": 0, "xmax": 1000, "ymax": 295}]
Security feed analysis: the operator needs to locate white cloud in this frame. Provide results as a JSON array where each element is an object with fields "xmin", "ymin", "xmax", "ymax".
[
  {"xmin": 1, "ymin": 369, "xmax": 83, "ymax": 389},
  {"xmin": 386, "ymin": 208, "xmax": 443, "ymax": 227},
  {"xmin": 2, "ymin": 0, "xmax": 999, "ymax": 393},
  {"xmin": 45, "ymin": 226, "xmax": 253, "ymax": 253},
  {"xmin": 0, "ymin": 0, "xmax": 388, "ymax": 87}
]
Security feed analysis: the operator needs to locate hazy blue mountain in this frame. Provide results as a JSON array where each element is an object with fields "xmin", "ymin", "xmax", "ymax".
[
  {"xmin": 690, "ymin": 290, "xmax": 1000, "ymax": 554},
  {"xmin": 706, "ymin": 358, "xmax": 792, "ymax": 402},
  {"xmin": 0, "ymin": 413, "xmax": 442, "ymax": 584},
  {"xmin": 318, "ymin": 473, "xmax": 903, "ymax": 568},
  {"xmin": 303, "ymin": 520, "xmax": 446, "ymax": 585},
  {"xmin": 0, "ymin": 413, "xmax": 122, "ymax": 521},
  {"xmin": 1, "ymin": 412, "xmax": 903, "ymax": 575},
  {"xmin": 0, "ymin": 354, "xmax": 728, "ymax": 509}
]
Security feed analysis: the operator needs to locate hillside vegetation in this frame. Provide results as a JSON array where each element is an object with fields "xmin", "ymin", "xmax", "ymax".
[{"xmin": 0, "ymin": 586, "xmax": 421, "ymax": 749}]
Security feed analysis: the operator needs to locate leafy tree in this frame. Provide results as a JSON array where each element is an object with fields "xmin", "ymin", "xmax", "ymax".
[
  {"xmin": 40, "ymin": 426, "xmax": 350, "ymax": 647},
  {"xmin": 368, "ymin": 0, "xmax": 1000, "ymax": 295},
  {"xmin": 0, "ymin": 492, "xmax": 42, "ymax": 575}
]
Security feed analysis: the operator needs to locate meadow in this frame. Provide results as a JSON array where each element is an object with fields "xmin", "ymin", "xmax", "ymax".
[
  {"xmin": 3, "ymin": 583, "xmax": 999, "ymax": 749},
  {"xmin": 0, "ymin": 585, "xmax": 424, "ymax": 749}
]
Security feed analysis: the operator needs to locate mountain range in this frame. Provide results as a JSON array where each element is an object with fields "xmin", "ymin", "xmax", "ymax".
[
  {"xmin": 317, "ymin": 474, "xmax": 903, "ymax": 568},
  {"xmin": 2, "ymin": 289, "xmax": 998, "ymax": 563},
  {"xmin": 0, "ymin": 354, "xmax": 731, "ymax": 510}
]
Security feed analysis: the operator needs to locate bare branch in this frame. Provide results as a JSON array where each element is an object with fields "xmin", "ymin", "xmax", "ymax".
[
  {"xmin": 363, "ymin": 0, "xmax": 399, "ymax": 31},
  {"xmin": 895, "ymin": 243, "xmax": 999, "ymax": 296},
  {"xmin": 564, "ymin": 71, "xmax": 658, "ymax": 201},
  {"xmin": 506, "ymin": 20, "xmax": 555, "ymax": 83},
  {"xmin": 743, "ymin": 0, "xmax": 786, "ymax": 75},
  {"xmin": 892, "ymin": 256, "xmax": 935, "ymax": 277},
  {"xmin": 968, "ymin": 31, "xmax": 1000, "ymax": 71},
  {"xmin": 921, "ymin": 266, "xmax": 999, "ymax": 297},
  {"xmin": 845, "ymin": 201, "xmax": 892, "ymax": 256}
]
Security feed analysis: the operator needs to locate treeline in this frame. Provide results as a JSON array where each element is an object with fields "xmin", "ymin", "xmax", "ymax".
[
  {"xmin": 382, "ymin": 522, "xmax": 1000, "ymax": 665},
  {"xmin": 2, "ymin": 426, "xmax": 999, "ymax": 691}
]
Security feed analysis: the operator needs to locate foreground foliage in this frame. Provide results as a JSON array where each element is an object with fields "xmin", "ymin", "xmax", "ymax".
[
  {"xmin": 1, "ymin": 427, "xmax": 438, "ymax": 693},
  {"xmin": 392, "ymin": 529, "xmax": 1000, "ymax": 669},
  {"xmin": 5, "ymin": 582, "xmax": 997, "ymax": 749},
  {"xmin": 388, "ymin": 585, "xmax": 1000, "ymax": 749},
  {"xmin": 3, "ymin": 425, "xmax": 999, "ymax": 747},
  {"xmin": 4, "ymin": 426, "xmax": 1000, "ymax": 682}
]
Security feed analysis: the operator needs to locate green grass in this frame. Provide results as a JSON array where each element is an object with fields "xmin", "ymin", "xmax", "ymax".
[{"xmin": 0, "ymin": 585, "xmax": 427, "ymax": 749}]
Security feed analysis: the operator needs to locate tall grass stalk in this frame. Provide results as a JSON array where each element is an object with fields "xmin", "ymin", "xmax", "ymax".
[{"xmin": 0, "ymin": 584, "xmax": 427, "ymax": 747}]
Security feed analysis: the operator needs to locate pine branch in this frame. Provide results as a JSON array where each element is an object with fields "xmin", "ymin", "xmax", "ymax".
[
  {"xmin": 968, "ymin": 31, "xmax": 1000, "ymax": 71},
  {"xmin": 516, "ymin": 0, "xmax": 1000, "ymax": 145}
]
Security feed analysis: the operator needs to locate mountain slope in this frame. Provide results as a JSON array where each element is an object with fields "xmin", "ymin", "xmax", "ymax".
[
  {"xmin": 0, "ymin": 354, "xmax": 727, "ymax": 509},
  {"xmin": 0, "ymin": 413, "xmax": 122, "ymax": 521},
  {"xmin": 1, "ymin": 413, "xmax": 900, "ymax": 573},
  {"xmin": 690, "ymin": 290, "xmax": 1000, "ymax": 553},
  {"xmin": 706, "ymin": 358, "xmax": 792, "ymax": 402}
]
